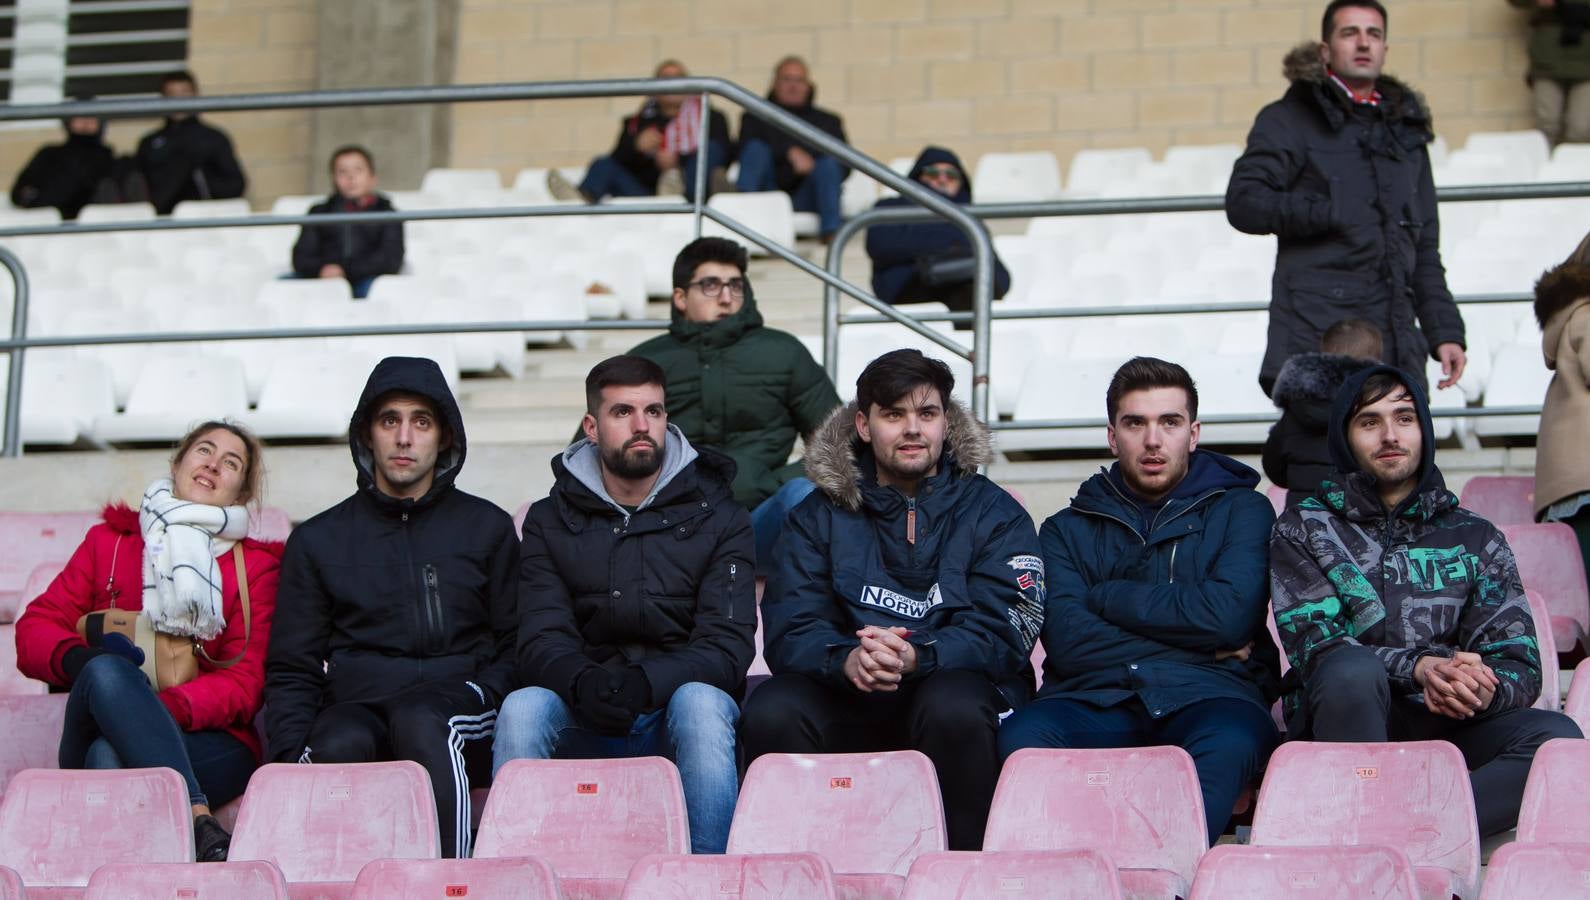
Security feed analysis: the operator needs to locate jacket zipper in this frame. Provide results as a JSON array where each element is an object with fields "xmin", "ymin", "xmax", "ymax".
[
  {"xmin": 728, "ymin": 563, "xmax": 737, "ymax": 622},
  {"xmin": 1168, "ymin": 540, "xmax": 1178, "ymax": 583},
  {"xmin": 400, "ymin": 511, "xmax": 435, "ymax": 655},
  {"xmin": 906, "ymin": 498, "xmax": 917, "ymax": 565},
  {"xmin": 423, "ymin": 564, "xmax": 443, "ymax": 655}
]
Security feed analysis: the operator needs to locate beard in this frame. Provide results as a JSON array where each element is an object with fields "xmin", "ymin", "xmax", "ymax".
[
  {"xmin": 876, "ymin": 442, "xmax": 942, "ymax": 484},
  {"xmin": 602, "ymin": 436, "xmax": 663, "ymax": 480}
]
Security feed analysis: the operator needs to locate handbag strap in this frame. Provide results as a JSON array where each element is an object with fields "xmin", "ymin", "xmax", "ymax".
[{"xmin": 193, "ymin": 545, "xmax": 250, "ymax": 669}]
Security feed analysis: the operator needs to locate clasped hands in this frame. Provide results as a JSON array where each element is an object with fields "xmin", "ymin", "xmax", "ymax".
[
  {"xmin": 1413, "ymin": 651, "xmax": 1498, "ymax": 719},
  {"xmin": 843, "ymin": 625, "xmax": 918, "ymax": 693}
]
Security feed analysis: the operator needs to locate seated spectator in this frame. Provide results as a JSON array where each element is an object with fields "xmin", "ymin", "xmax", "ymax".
[
  {"xmin": 548, "ymin": 59, "xmax": 731, "ymax": 203},
  {"xmin": 736, "ymin": 56, "xmax": 848, "ymax": 240},
  {"xmin": 9, "ymin": 105, "xmax": 116, "ymax": 220},
  {"xmin": 135, "ymin": 70, "xmax": 247, "ymax": 215},
  {"xmin": 1531, "ymin": 234, "xmax": 1590, "ymax": 588},
  {"xmin": 14, "ymin": 421, "xmax": 280, "ymax": 863},
  {"xmin": 1509, "ymin": 0, "xmax": 1590, "ymax": 145},
  {"xmin": 998, "ymin": 357, "xmax": 1281, "ymax": 843},
  {"xmin": 264, "ymin": 357, "xmax": 517, "ymax": 859},
  {"xmin": 1271, "ymin": 364, "xmax": 1582, "ymax": 837},
  {"xmin": 1263, "ymin": 318, "xmax": 1383, "ymax": 506},
  {"xmin": 740, "ymin": 349, "xmax": 1044, "ymax": 851},
  {"xmin": 865, "ymin": 146, "xmax": 1010, "ymax": 327},
  {"xmin": 290, "ymin": 145, "xmax": 404, "ymax": 299},
  {"xmin": 495, "ymin": 355, "xmax": 755, "ymax": 854},
  {"xmin": 627, "ymin": 237, "xmax": 840, "ymax": 563}
]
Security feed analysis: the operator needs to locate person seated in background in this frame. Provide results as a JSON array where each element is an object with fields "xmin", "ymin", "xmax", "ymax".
[
  {"xmin": 291, "ymin": 145, "xmax": 404, "ymax": 299},
  {"xmin": 735, "ymin": 56, "xmax": 848, "ymax": 240},
  {"xmin": 1530, "ymin": 235, "xmax": 1590, "ymax": 614},
  {"xmin": 14, "ymin": 421, "xmax": 281, "ymax": 863},
  {"xmin": 10, "ymin": 104, "xmax": 117, "ymax": 220},
  {"xmin": 626, "ymin": 237, "xmax": 840, "ymax": 564},
  {"xmin": 496, "ymin": 355, "xmax": 755, "ymax": 854},
  {"xmin": 864, "ymin": 146, "xmax": 1011, "ymax": 329},
  {"xmin": 135, "ymin": 70, "xmax": 247, "ymax": 216},
  {"xmin": 998, "ymin": 357, "xmax": 1281, "ymax": 844},
  {"xmin": 1271, "ymin": 364, "xmax": 1582, "ymax": 837},
  {"xmin": 1508, "ymin": 0, "xmax": 1590, "ymax": 145},
  {"xmin": 548, "ymin": 59, "xmax": 732, "ymax": 204},
  {"xmin": 1263, "ymin": 317, "xmax": 1383, "ymax": 506},
  {"xmin": 740, "ymin": 349, "xmax": 1044, "ymax": 851}
]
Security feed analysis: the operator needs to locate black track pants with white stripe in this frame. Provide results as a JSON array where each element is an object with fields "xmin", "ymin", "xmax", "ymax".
[{"xmin": 298, "ymin": 680, "xmax": 497, "ymax": 858}]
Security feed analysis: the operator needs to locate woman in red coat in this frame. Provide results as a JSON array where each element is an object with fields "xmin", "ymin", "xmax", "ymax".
[{"xmin": 15, "ymin": 421, "xmax": 281, "ymax": 862}]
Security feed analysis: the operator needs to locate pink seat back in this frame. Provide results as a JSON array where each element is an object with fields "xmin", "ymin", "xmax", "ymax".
[
  {"xmin": 0, "ymin": 767, "xmax": 193, "ymax": 887},
  {"xmin": 727, "ymin": 751, "xmax": 946, "ymax": 876},
  {"xmin": 901, "ymin": 850, "xmax": 1124, "ymax": 900},
  {"xmin": 1517, "ymin": 737, "xmax": 1590, "ymax": 843},
  {"xmin": 1565, "ymin": 658, "xmax": 1590, "ymax": 735},
  {"xmin": 247, "ymin": 507, "xmax": 293, "ymax": 543},
  {"xmin": 1526, "ymin": 588, "xmax": 1562, "ymax": 710},
  {"xmin": 1459, "ymin": 476, "xmax": 1536, "ymax": 527},
  {"xmin": 229, "ymin": 762, "xmax": 440, "ymax": 884},
  {"xmin": 351, "ymin": 857, "xmax": 562, "ymax": 900},
  {"xmin": 1188, "ymin": 844, "xmax": 1419, "ymax": 900},
  {"xmin": 0, "ymin": 694, "xmax": 67, "ymax": 793},
  {"xmin": 984, "ymin": 747, "xmax": 1206, "ymax": 887},
  {"xmin": 0, "ymin": 512, "xmax": 98, "ymax": 623},
  {"xmin": 0, "ymin": 624, "xmax": 47, "ymax": 695},
  {"xmin": 1266, "ymin": 484, "xmax": 1287, "ymax": 516},
  {"xmin": 621, "ymin": 853, "xmax": 837, "ymax": 900},
  {"xmin": 85, "ymin": 861, "xmax": 291, "ymax": 899},
  {"xmin": 0, "ymin": 866, "xmax": 22, "ymax": 900},
  {"xmin": 474, "ymin": 758, "xmax": 688, "ymax": 879},
  {"xmin": 1251, "ymin": 741, "xmax": 1479, "ymax": 895},
  {"xmin": 1479, "ymin": 842, "xmax": 1590, "ymax": 899},
  {"xmin": 1501, "ymin": 523, "xmax": 1590, "ymax": 644},
  {"xmin": 512, "ymin": 501, "xmax": 531, "ymax": 538}
]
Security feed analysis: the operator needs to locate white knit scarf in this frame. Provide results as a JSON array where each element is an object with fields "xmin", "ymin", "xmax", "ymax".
[{"xmin": 138, "ymin": 478, "xmax": 250, "ymax": 640}]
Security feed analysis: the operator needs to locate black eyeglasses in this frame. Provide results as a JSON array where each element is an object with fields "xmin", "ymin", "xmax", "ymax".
[
  {"xmin": 920, "ymin": 165, "xmax": 961, "ymax": 180},
  {"xmin": 687, "ymin": 277, "xmax": 747, "ymax": 298}
]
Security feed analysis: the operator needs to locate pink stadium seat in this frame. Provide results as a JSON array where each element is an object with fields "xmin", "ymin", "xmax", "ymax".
[
  {"xmin": 228, "ymin": 762, "xmax": 440, "ymax": 896},
  {"xmin": 1458, "ymin": 476, "xmax": 1536, "ymax": 526},
  {"xmin": 351, "ymin": 857, "xmax": 562, "ymax": 900},
  {"xmin": 1564, "ymin": 658, "xmax": 1590, "ymax": 735},
  {"xmin": 1188, "ymin": 844, "xmax": 1419, "ymax": 900},
  {"xmin": 512, "ymin": 500, "xmax": 530, "ymax": 538},
  {"xmin": 1525, "ymin": 589, "xmax": 1562, "ymax": 711},
  {"xmin": 726, "ymin": 751, "xmax": 946, "ymax": 878},
  {"xmin": 85, "ymin": 860, "xmax": 291, "ymax": 899},
  {"xmin": 475, "ymin": 757, "xmax": 689, "ymax": 900},
  {"xmin": 1478, "ymin": 842, "xmax": 1590, "ymax": 899},
  {"xmin": 1500, "ymin": 523, "xmax": 1590, "ymax": 656},
  {"xmin": 1517, "ymin": 737, "xmax": 1590, "ymax": 843},
  {"xmin": 984, "ymin": 747, "xmax": 1206, "ymax": 899},
  {"xmin": 0, "ymin": 867, "xmax": 21, "ymax": 900},
  {"xmin": 833, "ymin": 873, "xmax": 905, "ymax": 900},
  {"xmin": 1251, "ymin": 741, "xmax": 1479, "ymax": 900},
  {"xmin": 0, "ymin": 512, "xmax": 98, "ymax": 622},
  {"xmin": 0, "ymin": 767, "xmax": 193, "ymax": 890},
  {"xmin": 0, "ymin": 624, "xmax": 48, "ymax": 695},
  {"xmin": 901, "ymin": 850, "xmax": 1124, "ymax": 900},
  {"xmin": 248, "ymin": 506, "xmax": 293, "ymax": 543},
  {"xmin": 0, "ymin": 693, "xmax": 67, "ymax": 794},
  {"xmin": 620, "ymin": 852, "xmax": 838, "ymax": 900},
  {"xmin": 1265, "ymin": 483, "xmax": 1287, "ymax": 516}
]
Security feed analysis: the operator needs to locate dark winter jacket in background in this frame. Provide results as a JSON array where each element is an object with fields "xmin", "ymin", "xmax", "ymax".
[
  {"xmin": 1226, "ymin": 44, "xmax": 1465, "ymax": 395},
  {"xmin": 1263, "ymin": 352, "xmax": 1377, "ymax": 498},
  {"xmin": 606, "ymin": 101, "xmax": 734, "ymax": 192},
  {"xmin": 10, "ymin": 133, "xmax": 115, "ymax": 220},
  {"xmin": 737, "ymin": 86, "xmax": 848, "ymax": 193},
  {"xmin": 135, "ymin": 116, "xmax": 246, "ymax": 215},
  {"xmin": 516, "ymin": 427, "xmax": 756, "ymax": 710},
  {"xmin": 291, "ymin": 193, "xmax": 405, "ymax": 281},
  {"xmin": 865, "ymin": 146, "xmax": 1011, "ymax": 305},
  {"xmin": 1509, "ymin": 0, "xmax": 1590, "ymax": 84},
  {"xmin": 264, "ymin": 357, "xmax": 519, "ymax": 762}
]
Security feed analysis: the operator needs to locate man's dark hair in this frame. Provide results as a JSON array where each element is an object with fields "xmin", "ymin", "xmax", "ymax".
[
  {"xmin": 1347, "ymin": 371, "xmax": 1412, "ymax": 420},
  {"xmin": 1105, "ymin": 357, "xmax": 1199, "ymax": 423},
  {"xmin": 585, "ymin": 354, "xmax": 667, "ymax": 415},
  {"xmin": 329, "ymin": 144, "xmax": 375, "ymax": 174},
  {"xmin": 1321, "ymin": 0, "xmax": 1388, "ymax": 40},
  {"xmin": 855, "ymin": 349, "xmax": 955, "ymax": 414},
  {"xmin": 1321, "ymin": 318, "xmax": 1383, "ymax": 360},
  {"xmin": 671, "ymin": 237, "xmax": 748, "ymax": 291},
  {"xmin": 159, "ymin": 70, "xmax": 197, "ymax": 92}
]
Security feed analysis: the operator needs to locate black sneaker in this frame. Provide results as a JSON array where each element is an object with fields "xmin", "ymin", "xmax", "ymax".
[{"xmin": 193, "ymin": 814, "xmax": 231, "ymax": 862}]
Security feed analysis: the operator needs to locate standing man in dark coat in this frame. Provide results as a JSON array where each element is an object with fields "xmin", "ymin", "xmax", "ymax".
[
  {"xmin": 135, "ymin": 71, "xmax": 246, "ymax": 215},
  {"xmin": 736, "ymin": 56, "xmax": 848, "ymax": 240},
  {"xmin": 1226, "ymin": 1, "xmax": 1466, "ymax": 397},
  {"xmin": 10, "ymin": 110, "xmax": 115, "ymax": 220}
]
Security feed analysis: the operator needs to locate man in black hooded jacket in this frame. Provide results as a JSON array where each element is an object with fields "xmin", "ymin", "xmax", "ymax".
[
  {"xmin": 10, "ymin": 111, "xmax": 116, "ymax": 220},
  {"xmin": 265, "ymin": 356, "xmax": 518, "ymax": 859}
]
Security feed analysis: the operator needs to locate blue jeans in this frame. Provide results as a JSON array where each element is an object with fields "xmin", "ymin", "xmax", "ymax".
[
  {"xmin": 61, "ymin": 654, "xmax": 256, "ymax": 808},
  {"xmin": 735, "ymin": 138, "xmax": 844, "ymax": 235},
  {"xmin": 750, "ymin": 477, "xmax": 817, "ymax": 567},
  {"xmin": 581, "ymin": 140, "xmax": 727, "ymax": 202},
  {"xmin": 997, "ymin": 696, "xmax": 1278, "ymax": 842},
  {"xmin": 492, "ymin": 681, "xmax": 740, "ymax": 853}
]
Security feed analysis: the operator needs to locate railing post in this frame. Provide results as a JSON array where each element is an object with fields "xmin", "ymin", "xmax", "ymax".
[
  {"xmin": 693, "ymin": 91, "xmax": 710, "ymax": 239},
  {"xmin": 0, "ymin": 245, "xmax": 29, "ymax": 458}
]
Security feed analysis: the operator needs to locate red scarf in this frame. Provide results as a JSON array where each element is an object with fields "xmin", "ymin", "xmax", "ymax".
[{"xmin": 1327, "ymin": 68, "xmax": 1382, "ymax": 107}]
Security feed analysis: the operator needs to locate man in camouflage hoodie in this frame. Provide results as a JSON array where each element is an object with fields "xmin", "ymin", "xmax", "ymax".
[{"xmin": 1270, "ymin": 364, "xmax": 1580, "ymax": 836}]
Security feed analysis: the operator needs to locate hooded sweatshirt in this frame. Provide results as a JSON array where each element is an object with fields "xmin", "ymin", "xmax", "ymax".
[
  {"xmin": 264, "ymin": 357, "xmax": 519, "ymax": 762},
  {"xmin": 10, "ymin": 128, "xmax": 115, "ymax": 220},
  {"xmin": 1262, "ymin": 352, "xmax": 1379, "ymax": 496},
  {"xmin": 1270, "ymin": 365, "xmax": 1542, "ymax": 730},
  {"xmin": 865, "ymin": 146, "xmax": 1012, "ymax": 305},
  {"xmin": 135, "ymin": 115, "xmax": 247, "ymax": 215},
  {"xmin": 516, "ymin": 426, "xmax": 756, "ymax": 709}
]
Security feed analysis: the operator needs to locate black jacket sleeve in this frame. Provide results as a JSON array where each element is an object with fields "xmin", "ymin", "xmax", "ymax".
[
  {"xmin": 515, "ymin": 511, "xmax": 598, "ymax": 707},
  {"xmin": 1226, "ymin": 104, "xmax": 1335, "ymax": 239},
  {"xmin": 468, "ymin": 515, "xmax": 522, "ymax": 707},
  {"xmin": 263, "ymin": 530, "xmax": 334, "ymax": 762},
  {"xmin": 290, "ymin": 223, "xmax": 327, "ymax": 276},
  {"xmin": 610, "ymin": 117, "xmax": 653, "ymax": 171},
  {"xmin": 199, "ymin": 128, "xmax": 246, "ymax": 200},
  {"xmin": 10, "ymin": 147, "xmax": 52, "ymax": 208},
  {"xmin": 763, "ymin": 503, "xmax": 859, "ymax": 688},
  {"xmin": 1262, "ymin": 417, "xmax": 1294, "ymax": 488},
  {"xmin": 342, "ymin": 220, "xmax": 405, "ymax": 281}
]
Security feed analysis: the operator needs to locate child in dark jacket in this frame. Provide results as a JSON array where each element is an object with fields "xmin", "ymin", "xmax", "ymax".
[
  {"xmin": 1263, "ymin": 318, "xmax": 1382, "ymax": 506},
  {"xmin": 290, "ymin": 145, "xmax": 404, "ymax": 299}
]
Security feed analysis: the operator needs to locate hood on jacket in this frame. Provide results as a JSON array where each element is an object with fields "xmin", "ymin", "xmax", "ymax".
[
  {"xmin": 905, "ymin": 146, "xmax": 973, "ymax": 204},
  {"xmin": 1534, "ymin": 261, "xmax": 1590, "ymax": 330},
  {"xmin": 667, "ymin": 278, "xmax": 766, "ymax": 337},
  {"xmin": 348, "ymin": 356, "xmax": 466, "ymax": 504},
  {"xmin": 1280, "ymin": 41, "xmax": 1432, "ymax": 132},
  {"xmin": 1327, "ymin": 363, "xmax": 1439, "ymax": 490},
  {"xmin": 558, "ymin": 423, "xmax": 700, "ymax": 518},
  {"xmin": 804, "ymin": 397, "xmax": 991, "ymax": 512},
  {"xmin": 1273, "ymin": 352, "xmax": 1380, "ymax": 429}
]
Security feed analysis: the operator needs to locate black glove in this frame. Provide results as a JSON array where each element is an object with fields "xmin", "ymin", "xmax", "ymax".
[
  {"xmin": 61, "ymin": 646, "xmax": 104, "ymax": 684},
  {"xmin": 611, "ymin": 667, "xmax": 652, "ymax": 716},
  {"xmin": 574, "ymin": 667, "xmax": 636, "ymax": 736},
  {"xmin": 61, "ymin": 635, "xmax": 145, "ymax": 684}
]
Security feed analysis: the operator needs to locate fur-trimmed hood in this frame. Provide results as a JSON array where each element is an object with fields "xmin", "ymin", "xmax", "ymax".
[
  {"xmin": 804, "ymin": 398, "xmax": 991, "ymax": 512},
  {"xmin": 1281, "ymin": 41, "xmax": 1432, "ymax": 130},
  {"xmin": 1272, "ymin": 352, "xmax": 1380, "ymax": 432},
  {"xmin": 1534, "ymin": 261, "xmax": 1590, "ymax": 330}
]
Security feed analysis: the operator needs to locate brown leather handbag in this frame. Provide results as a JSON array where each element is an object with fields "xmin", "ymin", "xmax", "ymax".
[{"xmin": 75, "ymin": 538, "xmax": 252, "ymax": 691}]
